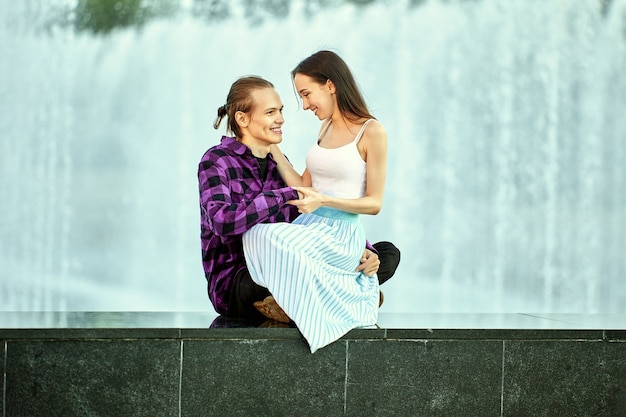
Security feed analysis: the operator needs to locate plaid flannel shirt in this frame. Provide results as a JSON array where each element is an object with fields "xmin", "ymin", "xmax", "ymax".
[{"xmin": 198, "ymin": 136, "xmax": 299, "ymax": 314}]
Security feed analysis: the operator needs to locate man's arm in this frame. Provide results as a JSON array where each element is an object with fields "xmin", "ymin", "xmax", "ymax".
[{"xmin": 198, "ymin": 156, "xmax": 298, "ymax": 237}]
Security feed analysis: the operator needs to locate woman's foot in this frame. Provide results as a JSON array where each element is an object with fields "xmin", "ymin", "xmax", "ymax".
[{"xmin": 253, "ymin": 295, "xmax": 290, "ymax": 323}]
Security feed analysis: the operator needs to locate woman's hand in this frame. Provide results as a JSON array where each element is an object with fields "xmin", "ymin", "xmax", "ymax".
[
  {"xmin": 269, "ymin": 146, "xmax": 312, "ymax": 187},
  {"xmin": 287, "ymin": 186, "xmax": 324, "ymax": 213},
  {"xmin": 269, "ymin": 144, "xmax": 282, "ymax": 158},
  {"xmin": 356, "ymin": 249, "xmax": 380, "ymax": 277}
]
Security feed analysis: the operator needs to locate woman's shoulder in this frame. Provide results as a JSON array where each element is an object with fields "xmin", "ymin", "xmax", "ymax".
[{"xmin": 362, "ymin": 119, "xmax": 387, "ymax": 140}]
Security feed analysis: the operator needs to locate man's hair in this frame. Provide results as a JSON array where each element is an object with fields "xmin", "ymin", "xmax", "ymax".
[{"xmin": 214, "ymin": 76, "xmax": 274, "ymax": 138}]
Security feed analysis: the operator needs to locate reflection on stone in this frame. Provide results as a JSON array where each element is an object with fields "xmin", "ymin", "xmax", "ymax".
[
  {"xmin": 258, "ymin": 319, "xmax": 292, "ymax": 328},
  {"xmin": 210, "ymin": 314, "xmax": 295, "ymax": 329}
]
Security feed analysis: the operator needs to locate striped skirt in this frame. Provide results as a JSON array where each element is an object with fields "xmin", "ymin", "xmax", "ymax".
[{"xmin": 242, "ymin": 207, "xmax": 379, "ymax": 353}]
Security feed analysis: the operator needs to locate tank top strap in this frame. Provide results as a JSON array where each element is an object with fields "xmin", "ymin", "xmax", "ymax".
[
  {"xmin": 317, "ymin": 119, "xmax": 333, "ymax": 143},
  {"xmin": 353, "ymin": 119, "xmax": 374, "ymax": 144}
]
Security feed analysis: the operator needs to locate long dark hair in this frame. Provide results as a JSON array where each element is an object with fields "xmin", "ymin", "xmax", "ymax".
[
  {"xmin": 291, "ymin": 50, "xmax": 374, "ymax": 121},
  {"xmin": 213, "ymin": 76, "xmax": 274, "ymax": 138}
]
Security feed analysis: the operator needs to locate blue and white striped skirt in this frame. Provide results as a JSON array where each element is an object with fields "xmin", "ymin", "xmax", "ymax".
[{"xmin": 243, "ymin": 207, "xmax": 379, "ymax": 353}]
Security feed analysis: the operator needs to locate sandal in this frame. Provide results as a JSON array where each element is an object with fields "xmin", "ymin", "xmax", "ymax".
[{"xmin": 253, "ymin": 295, "xmax": 290, "ymax": 323}]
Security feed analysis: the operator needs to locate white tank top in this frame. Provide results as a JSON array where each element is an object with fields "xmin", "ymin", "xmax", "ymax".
[{"xmin": 305, "ymin": 119, "xmax": 373, "ymax": 199}]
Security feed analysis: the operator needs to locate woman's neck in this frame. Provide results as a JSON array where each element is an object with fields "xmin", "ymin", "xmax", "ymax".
[{"xmin": 330, "ymin": 113, "xmax": 366, "ymax": 134}]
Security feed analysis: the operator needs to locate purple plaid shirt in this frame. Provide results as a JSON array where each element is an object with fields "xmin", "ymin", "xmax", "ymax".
[{"xmin": 198, "ymin": 136, "xmax": 299, "ymax": 314}]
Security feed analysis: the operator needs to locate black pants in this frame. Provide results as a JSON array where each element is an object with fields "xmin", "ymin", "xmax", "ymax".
[{"xmin": 226, "ymin": 241, "xmax": 401, "ymax": 320}]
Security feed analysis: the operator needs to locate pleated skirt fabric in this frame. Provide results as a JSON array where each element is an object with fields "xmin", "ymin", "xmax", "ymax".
[{"xmin": 242, "ymin": 207, "xmax": 380, "ymax": 353}]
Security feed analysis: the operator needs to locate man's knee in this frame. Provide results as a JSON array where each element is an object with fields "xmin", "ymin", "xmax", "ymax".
[{"xmin": 373, "ymin": 241, "xmax": 401, "ymax": 285}]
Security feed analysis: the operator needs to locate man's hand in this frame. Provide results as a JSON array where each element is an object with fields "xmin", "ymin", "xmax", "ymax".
[{"xmin": 357, "ymin": 249, "xmax": 380, "ymax": 276}]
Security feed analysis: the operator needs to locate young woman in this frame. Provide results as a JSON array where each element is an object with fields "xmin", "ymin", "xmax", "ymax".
[{"xmin": 242, "ymin": 51, "xmax": 389, "ymax": 352}]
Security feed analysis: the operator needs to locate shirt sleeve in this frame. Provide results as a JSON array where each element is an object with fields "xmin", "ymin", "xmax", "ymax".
[
  {"xmin": 198, "ymin": 155, "xmax": 299, "ymax": 237},
  {"xmin": 365, "ymin": 240, "xmax": 378, "ymax": 255}
]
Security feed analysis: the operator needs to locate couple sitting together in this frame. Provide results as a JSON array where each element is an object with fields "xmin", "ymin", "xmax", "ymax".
[{"xmin": 198, "ymin": 50, "xmax": 400, "ymax": 353}]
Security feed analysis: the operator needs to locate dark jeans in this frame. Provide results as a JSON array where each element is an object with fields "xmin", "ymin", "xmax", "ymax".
[{"xmin": 226, "ymin": 241, "xmax": 401, "ymax": 320}]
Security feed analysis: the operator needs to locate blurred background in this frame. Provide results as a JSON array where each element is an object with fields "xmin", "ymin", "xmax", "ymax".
[{"xmin": 1, "ymin": 0, "xmax": 625, "ymax": 316}]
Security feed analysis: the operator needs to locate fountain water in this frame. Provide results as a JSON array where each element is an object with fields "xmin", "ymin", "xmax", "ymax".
[{"xmin": 1, "ymin": 0, "xmax": 624, "ymax": 313}]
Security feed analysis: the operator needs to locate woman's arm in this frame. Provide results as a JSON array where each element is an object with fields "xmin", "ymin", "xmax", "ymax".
[
  {"xmin": 269, "ymin": 144, "xmax": 312, "ymax": 187},
  {"xmin": 289, "ymin": 121, "xmax": 388, "ymax": 215}
]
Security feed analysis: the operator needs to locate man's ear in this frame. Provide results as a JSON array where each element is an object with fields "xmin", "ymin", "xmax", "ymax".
[{"xmin": 235, "ymin": 111, "xmax": 249, "ymax": 128}]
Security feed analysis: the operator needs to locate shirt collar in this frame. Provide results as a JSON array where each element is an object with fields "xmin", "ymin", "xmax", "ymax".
[
  {"xmin": 220, "ymin": 135, "xmax": 276, "ymax": 162},
  {"xmin": 220, "ymin": 136, "xmax": 250, "ymax": 156}
]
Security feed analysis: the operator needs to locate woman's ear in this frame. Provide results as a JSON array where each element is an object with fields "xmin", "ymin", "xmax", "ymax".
[
  {"xmin": 235, "ymin": 111, "xmax": 249, "ymax": 128},
  {"xmin": 326, "ymin": 79, "xmax": 336, "ymax": 94}
]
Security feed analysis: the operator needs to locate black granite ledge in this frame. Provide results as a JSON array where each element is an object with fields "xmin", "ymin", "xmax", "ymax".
[
  {"xmin": 1, "ymin": 311, "xmax": 625, "ymax": 342},
  {"xmin": 3, "ymin": 312, "xmax": 625, "ymax": 417},
  {"xmin": 3, "ymin": 328, "xmax": 625, "ymax": 344}
]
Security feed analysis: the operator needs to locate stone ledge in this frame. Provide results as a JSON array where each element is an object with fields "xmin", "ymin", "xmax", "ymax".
[
  {"xmin": 2, "ymin": 311, "xmax": 625, "ymax": 341},
  {"xmin": 2, "ymin": 312, "xmax": 625, "ymax": 417},
  {"xmin": 3, "ymin": 327, "xmax": 626, "ymax": 342}
]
